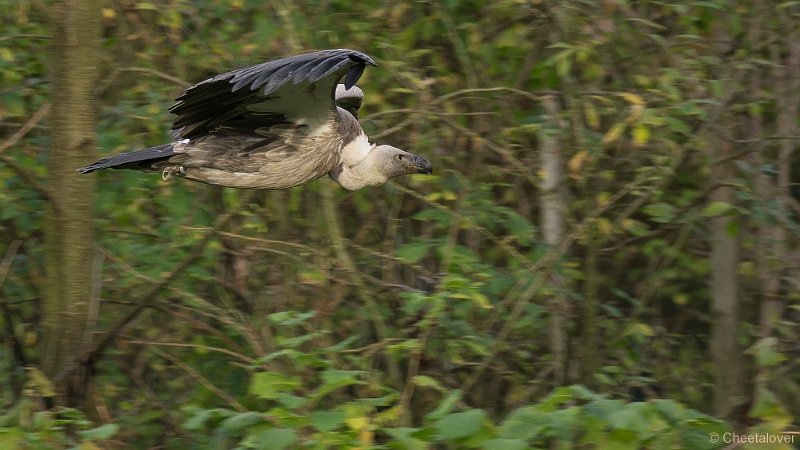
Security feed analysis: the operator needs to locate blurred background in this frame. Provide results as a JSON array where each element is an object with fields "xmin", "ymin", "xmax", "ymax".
[{"xmin": 1, "ymin": 0, "xmax": 798, "ymax": 448}]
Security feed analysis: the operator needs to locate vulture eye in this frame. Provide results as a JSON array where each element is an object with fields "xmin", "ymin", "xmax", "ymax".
[{"xmin": 396, "ymin": 154, "xmax": 404, "ymax": 161}]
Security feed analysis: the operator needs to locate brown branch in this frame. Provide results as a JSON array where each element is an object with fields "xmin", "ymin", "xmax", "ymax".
[
  {"xmin": 0, "ymin": 240, "xmax": 28, "ymax": 372},
  {"xmin": 0, "ymin": 34, "xmax": 52, "ymax": 42},
  {"xmin": 95, "ymin": 67, "xmax": 189, "ymax": 95},
  {"xmin": 0, "ymin": 103, "xmax": 50, "ymax": 154},
  {"xmin": 0, "ymin": 154, "xmax": 58, "ymax": 207},
  {"xmin": 0, "ymin": 103, "xmax": 58, "ymax": 205}
]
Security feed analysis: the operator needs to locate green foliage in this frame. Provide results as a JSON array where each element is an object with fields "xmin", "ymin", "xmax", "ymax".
[{"xmin": 0, "ymin": 402, "xmax": 119, "ymax": 448}]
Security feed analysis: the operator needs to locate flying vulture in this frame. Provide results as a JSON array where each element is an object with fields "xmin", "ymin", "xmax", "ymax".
[{"xmin": 78, "ymin": 49, "xmax": 432, "ymax": 190}]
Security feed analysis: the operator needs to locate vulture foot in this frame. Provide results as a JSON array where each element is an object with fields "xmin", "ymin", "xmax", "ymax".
[{"xmin": 161, "ymin": 166, "xmax": 186, "ymax": 181}]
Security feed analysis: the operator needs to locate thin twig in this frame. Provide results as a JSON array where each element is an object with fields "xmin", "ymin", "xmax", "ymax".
[
  {"xmin": 0, "ymin": 103, "xmax": 50, "ymax": 154},
  {"xmin": 147, "ymin": 346, "xmax": 248, "ymax": 412},
  {"xmin": 0, "ymin": 240, "xmax": 23, "ymax": 287},
  {"xmin": 95, "ymin": 67, "xmax": 189, "ymax": 95},
  {"xmin": 0, "ymin": 154, "xmax": 58, "ymax": 206},
  {"xmin": 0, "ymin": 241, "xmax": 27, "ymax": 374},
  {"xmin": 127, "ymin": 340, "xmax": 255, "ymax": 365},
  {"xmin": 0, "ymin": 34, "xmax": 51, "ymax": 42}
]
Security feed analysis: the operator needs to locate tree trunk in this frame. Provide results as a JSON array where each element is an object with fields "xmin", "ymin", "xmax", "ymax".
[
  {"xmin": 709, "ymin": 137, "xmax": 746, "ymax": 418},
  {"xmin": 43, "ymin": 0, "xmax": 100, "ymax": 406},
  {"xmin": 758, "ymin": 34, "xmax": 798, "ymax": 338},
  {"xmin": 539, "ymin": 95, "xmax": 568, "ymax": 384}
]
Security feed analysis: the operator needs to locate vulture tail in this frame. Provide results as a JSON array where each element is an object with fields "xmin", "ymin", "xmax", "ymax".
[{"xmin": 77, "ymin": 143, "xmax": 175, "ymax": 173}]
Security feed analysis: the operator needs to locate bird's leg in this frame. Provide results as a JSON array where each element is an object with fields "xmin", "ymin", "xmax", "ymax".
[{"xmin": 161, "ymin": 165, "xmax": 186, "ymax": 181}]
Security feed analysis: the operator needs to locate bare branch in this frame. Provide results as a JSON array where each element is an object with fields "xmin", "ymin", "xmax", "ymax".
[{"xmin": 0, "ymin": 103, "xmax": 50, "ymax": 154}]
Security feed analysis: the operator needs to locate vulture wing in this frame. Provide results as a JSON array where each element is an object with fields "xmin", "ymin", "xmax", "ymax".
[{"xmin": 170, "ymin": 49, "xmax": 376, "ymax": 140}]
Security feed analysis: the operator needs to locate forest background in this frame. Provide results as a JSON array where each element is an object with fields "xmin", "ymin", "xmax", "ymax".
[{"xmin": 1, "ymin": 0, "xmax": 798, "ymax": 448}]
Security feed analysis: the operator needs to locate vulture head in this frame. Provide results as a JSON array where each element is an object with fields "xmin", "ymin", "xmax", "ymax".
[{"xmin": 330, "ymin": 144, "xmax": 432, "ymax": 191}]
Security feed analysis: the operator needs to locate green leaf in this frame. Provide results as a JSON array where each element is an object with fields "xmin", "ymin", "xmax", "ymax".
[
  {"xmin": 79, "ymin": 423, "xmax": 119, "ymax": 441},
  {"xmin": 385, "ymin": 428, "xmax": 427, "ymax": 449},
  {"xmin": 249, "ymin": 372, "xmax": 300, "ymax": 399},
  {"xmin": 481, "ymin": 438, "xmax": 528, "ymax": 450},
  {"xmin": 220, "ymin": 411, "xmax": 264, "ymax": 432},
  {"xmin": 750, "ymin": 337, "xmax": 786, "ymax": 367},
  {"xmin": 435, "ymin": 409, "xmax": 487, "ymax": 440},
  {"xmin": 249, "ymin": 428, "xmax": 296, "ymax": 450},
  {"xmin": 412, "ymin": 375, "xmax": 445, "ymax": 392},
  {"xmin": 276, "ymin": 393, "xmax": 307, "ymax": 409},
  {"xmin": 426, "ymin": 389, "xmax": 462, "ymax": 420},
  {"xmin": 0, "ymin": 429, "xmax": 22, "ymax": 449},
  {"xmin": 413, "ymin": 208, "xmax": 453, "ymax": 227},
  {"xmin": 642, "ymin": 202, "xmax": 675, "ymax": 223},
  {"xmin": 310, "ymin": 369, "xmax": 365, "ymax": 401},
  {"xmin": 608, "ymin": 407, "xmax": 648, "ymax": 431},
  {"xmin": 182, "ymin": 409, "xmax": 213, "ymax": 431},
  {"xmin": 311, "ymin": 410, "xmax": 346, "ymax": 432},
  {"xmin": 396, "ymin": 240, "xmax": 433, "ymax": 264},
  {"xmin": 702, "ymin": 201, "xmax": 733, "ymax": 217},
  {"xmin": 622, "ymin": 219, "xmax": 650, "ymax": 237}
]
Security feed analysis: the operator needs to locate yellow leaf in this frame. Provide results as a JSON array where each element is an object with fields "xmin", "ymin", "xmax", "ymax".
[
  {"xmin": 346, "ymin": 416, "xmax": 369, "ymax": 431},
  {"xmin": 619, "ymin": 92, "xmax": 644, "ymax": 105},
  {"xmin": 633, "ymin": 75, "xmax": 651, "ymax": 87},
  {"xmin": 472, "ymin": 293, "xmax": 493, "ymax": 309},
  {"xmin": 568, "ymin": 150, "xmax": 589, "ymax": 181},
  {"xmin": 632, "ymin": 124, "xmax": 650, "ymax": 146},
  {"xmin": 626, "ymin": 103, "xmax": 645, "ymax": 122},
  {"xmin": 602, "ymin": 123, "xmax": 626, "ymax": 145},
  {"xmin": 596, "ymin": 192, "xmax": 611, "ymax": 207},
  {"xmin": 425, "ymin": 192, "xmax": 442, "ymax": 202},
  {"xmin": 359, "ymin": 429, "xmax": 374, "ymax": 445},
  {"xmin": 102, "ymin": 8, "xmax": 116, "ymax": 20},
  {"xmin": 25, "ymin": 330, "xmax": 36, "ymax": 346},
  {"xmin": 26, "ymin": 367, "xmax": 55, "ymax": 397},
  {"xmin": 596, "ymin": 217, "xmax": 613, "ymax": 235},
  {"xmin": 625, "ymin": 322, "xmax": 655, "ymax": 337},
  {"xmin": 583, "ymin": 101, "xmax": 600, "ymax": 129},
  {"xmin": 442, "ymin": 190, "xmax": 457, "ymax": 201},
  {"xmin": 409, "ymin": 173, "xmax": 439, "ymax": 183},
  {"xmin": 375, "ymin": 405, "xmax": 403, "ymax": 423},
  {"xmin": 0, "ymin": 48, "xmax": 13, "ymax": 62}
]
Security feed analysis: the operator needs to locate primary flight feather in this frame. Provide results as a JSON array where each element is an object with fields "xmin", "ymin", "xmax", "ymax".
[{"xmin": 78, "ymin": 49, "xmax": 432, "ymax": 190}]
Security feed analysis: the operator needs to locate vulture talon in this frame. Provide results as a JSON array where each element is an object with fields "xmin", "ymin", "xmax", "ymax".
[{"xmin": 161, "ymin": 166, "xmax": 181, "ymax": 181}]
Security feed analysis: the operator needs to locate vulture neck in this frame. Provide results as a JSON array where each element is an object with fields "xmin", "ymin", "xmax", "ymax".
[
  {"xmin": 331, "ymin": 132, "xmax": 388, "ymax": 191},
  {"xmin": 329, "ymin": 108, "xmax": 388, "ymax": 191}
]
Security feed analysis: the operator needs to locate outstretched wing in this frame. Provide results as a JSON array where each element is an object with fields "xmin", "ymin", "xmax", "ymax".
[{"xmin": 170, "ymin": 49, "xmax": 376, "ymax": 140}]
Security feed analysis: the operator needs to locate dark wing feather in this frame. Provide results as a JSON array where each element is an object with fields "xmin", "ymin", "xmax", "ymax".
[{"xmin": 170, "ymin": 49, "xmax": 376, "ymax": 140}]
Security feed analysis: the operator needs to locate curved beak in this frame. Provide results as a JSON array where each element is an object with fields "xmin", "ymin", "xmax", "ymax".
[{"xmin": 408, "ymin": 154, "xmax": 433, "ymax": 175}]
